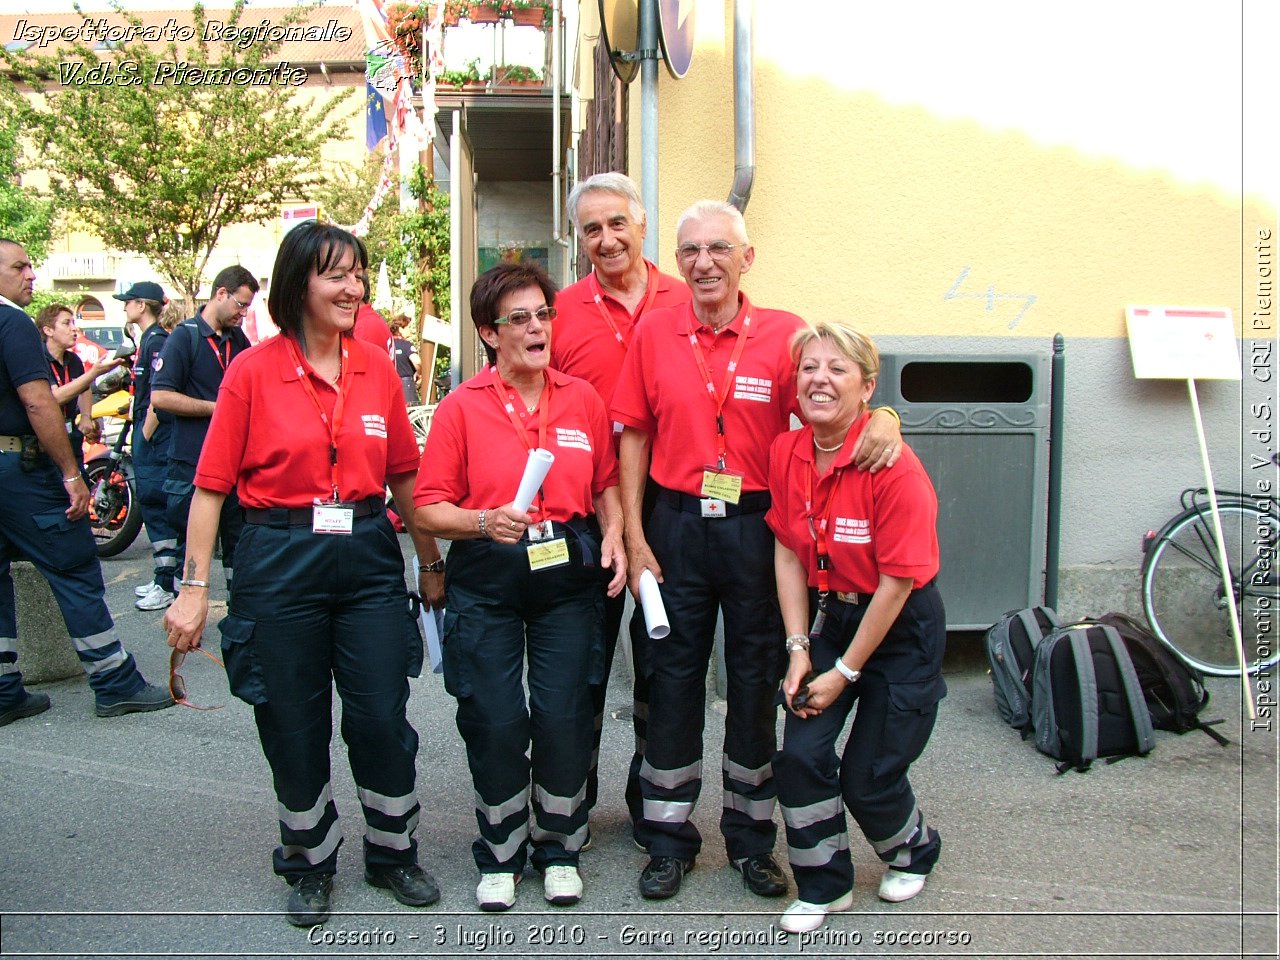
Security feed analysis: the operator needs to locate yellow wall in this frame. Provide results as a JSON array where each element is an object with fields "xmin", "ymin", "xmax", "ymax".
[{"xmin": 644, "ymin": 0, "xmax": 1274, "ymax": 340}]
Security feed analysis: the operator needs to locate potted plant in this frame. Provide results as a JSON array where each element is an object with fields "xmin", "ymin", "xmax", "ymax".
[
  {"xmin": 442, "ymin": 0, "xmax": 467, "ymax": 26},
  {"xmin": 467, "ymin": 0, "xmax": 502, "ymax": 23},
  {"xmin": 503, "ymin": 0, "xmax": 547, "ymax": 28},
  {"xmin": 491, "ymin": 63, "xmax": 542, "ymax": 87},
  {"xmin": 386, "ymin": 2, "xmax": 429, "ymax": 76}
]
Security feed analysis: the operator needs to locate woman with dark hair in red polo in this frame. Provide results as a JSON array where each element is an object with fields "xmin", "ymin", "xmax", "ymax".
[
  {"xmin": 163, "ymin": 220, "xmax": 446, "ymax": 928},
  {"xmin": 414, "ymin": 261, "xmax": 625, "ymax": 913},
  {"xmin": 766, "ymin": 319, "xmax": 946, "ymax": 933}
]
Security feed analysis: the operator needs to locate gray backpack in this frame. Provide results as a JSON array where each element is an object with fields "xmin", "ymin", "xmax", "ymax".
[
  {"xmin": 986, "ymin": 606, "xmax": 1060, "ymax": 734},
  {"xmin": 1031, "ymin": 623, "xmax": 1156, "ymax": 774}
]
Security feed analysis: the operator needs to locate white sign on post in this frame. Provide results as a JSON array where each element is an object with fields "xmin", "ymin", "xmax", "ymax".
[
  {"xmin": 1125, "ymin": 304, "xmax": 1254, "ymax": 718},
  {"xmin": 1125, "ymin": 306, "xmax": 1241, "ymax": 380}
]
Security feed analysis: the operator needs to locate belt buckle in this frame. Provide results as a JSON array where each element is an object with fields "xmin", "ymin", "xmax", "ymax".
[
  {"xmin": 836, "ymin": 591, "xmax": 860, "ymax": 605},
  {"xmin": 699, "ymin": 498, "xmax": 726, "ymax": 518}
]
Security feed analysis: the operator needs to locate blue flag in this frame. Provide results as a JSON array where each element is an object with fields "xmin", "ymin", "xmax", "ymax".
[{"xmin": 366, "ymin": 80, "xmax": 388, "ymax": 151}]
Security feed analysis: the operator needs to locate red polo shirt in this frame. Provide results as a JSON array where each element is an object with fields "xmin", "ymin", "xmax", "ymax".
[
  {"xmin": 354, "ymin": 303, "xmax": 394, "ymax": 359},
  {"xmin": 551, "ymin": 260, "xmax": 690, "ymax": 407},
  {"xmin": 414, "ymin": 365, "xmax": 618, "ymax": 522},
  {"xmin": 765, "ymin": 412, "xmax": 939, "ymax": 592},
  {"xmin": 195, "ymin": 334, "xmax": 420, "ymax": 508},
  {"xmin": 610, "ymin": 294, "xmax": 804, "ymax": 495}
]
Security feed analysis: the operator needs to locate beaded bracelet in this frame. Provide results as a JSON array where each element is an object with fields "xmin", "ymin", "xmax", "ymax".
[{"xmin": 784, "ymin": 634, "xmax": 810, "ymax": 653}]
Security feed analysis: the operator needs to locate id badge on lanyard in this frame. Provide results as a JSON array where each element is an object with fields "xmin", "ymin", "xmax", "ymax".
[
  {"xmin": 312, "ymin": 501, "xmax": 355, "ymax": 535},
  {"xmin": 690, "ymin": 315, "xmax": 752, "ymax": 506}
]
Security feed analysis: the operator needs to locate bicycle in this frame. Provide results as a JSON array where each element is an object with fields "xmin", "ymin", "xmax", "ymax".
[
  {"xmin": 1141, "ymin": 487, "xmax": 1279, "ymax": 677},
  {"xmin": 84, "ymin": 386, "xmax": 142, "ymax": 558}
]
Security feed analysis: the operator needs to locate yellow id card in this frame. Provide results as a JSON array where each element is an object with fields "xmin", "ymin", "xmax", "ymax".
[
  {"xmin": 527, "ymin": 538, "xmax": 570, "ymax": 571},
  {"xmin": 700, "ymin": 469, "xmax": 743, "ymax": 505}
]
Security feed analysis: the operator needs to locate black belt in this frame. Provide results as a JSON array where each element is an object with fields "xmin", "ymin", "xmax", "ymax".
[
  {"xmin": 828, "ymin": 577, "xmax": 938, "ymax": 608},
  {"xmin": 244, "ymin": 496, "xmax": 384, "ymax": 527},
  {"xmin": 655, "ymin": 484, "xmax": 771, "ymax": 517}
]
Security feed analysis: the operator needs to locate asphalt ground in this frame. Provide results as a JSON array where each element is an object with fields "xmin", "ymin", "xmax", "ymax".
[{"xmin": 0, "ymin": 532, "xmax": 1276, "ymax": 960}]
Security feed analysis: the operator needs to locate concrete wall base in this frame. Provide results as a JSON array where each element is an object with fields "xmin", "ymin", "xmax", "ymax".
[
  {"xmin": 1055, "ymin": 564, "xmax": 1145, "ymax": 624},
  {"xmin": 13, "ymin": 561, "xmax": 83, "ymax": 685}
]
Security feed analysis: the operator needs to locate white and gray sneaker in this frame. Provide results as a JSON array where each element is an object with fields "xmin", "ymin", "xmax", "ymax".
[
  {"xmin": 476, "ymin": 872, "xmax": 520, "ymax": 911},
  {"xmin": 135, "ymin": 583, "xmax": 176, "ymax": 611},
  {"xmin": 134, "ymin": 580, "xmax": 158, "ymax": 598},
  {"xmin": 543, "ymin": 865, "xmax": 582, "ymax": 906}
]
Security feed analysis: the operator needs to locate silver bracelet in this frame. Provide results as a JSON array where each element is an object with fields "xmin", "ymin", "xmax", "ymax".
[
  {"xmin": 62, "ymin": 475, "xmax": 80, "ymax": 483},
  {"xmin": 179, "ymin": 579, "xmax": 210, "ymax": 589},
  {"xmin": 784, "ymin": 634, "xmax": 810, "ymax": 653},
  {"xmin": 478, "ymin": 508, "xmax": 489, "ymax": 539}
]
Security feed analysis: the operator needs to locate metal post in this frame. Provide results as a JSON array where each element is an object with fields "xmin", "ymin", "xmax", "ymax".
[
  {"xmin": 639, "ymin": 0, "xmax": 659, "ymax": 261},
  {"xmin": 1045, "ymin": 333, "xmax": 1065, "ymax": 609}
]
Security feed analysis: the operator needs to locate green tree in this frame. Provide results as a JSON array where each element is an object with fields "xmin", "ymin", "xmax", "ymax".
[
  {"xmin": 0, "ymin": 0, "xmax": 355, "ymax": 310},
  {"xmin": 0, "ymin": 116, "xmax": 53, "ymax": 262}
]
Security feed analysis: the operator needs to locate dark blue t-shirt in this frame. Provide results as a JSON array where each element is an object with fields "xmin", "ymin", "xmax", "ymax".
[
  {"xmin": 0, "ymin": 302, "xmax": 53, "ymax": 435},
  {"xmin": 151, "ymin": 314, "xmax": 250, "ymax": 465},
  {"xmin": 132, "ymin": 322, "xmax": 174, "ymax": 443},
  {"xmin": 44, "ymin": 345, "xmax": 85, "ymax": 424}
]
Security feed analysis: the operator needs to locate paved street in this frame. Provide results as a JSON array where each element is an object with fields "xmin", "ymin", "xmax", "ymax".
[{"xmin": 0, "ymin": 533, "xmax": 1276, "ymax": 959}]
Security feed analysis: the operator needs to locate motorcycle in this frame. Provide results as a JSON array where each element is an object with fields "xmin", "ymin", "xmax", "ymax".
[{"xmin": 84, "ymin": 359, "xmax": 142, "ymax": 558}]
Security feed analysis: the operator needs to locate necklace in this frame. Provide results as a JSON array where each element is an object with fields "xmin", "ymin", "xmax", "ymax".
[{"xmin": 813, "ymin": 436, "xmax": 844, "ymax": 453}]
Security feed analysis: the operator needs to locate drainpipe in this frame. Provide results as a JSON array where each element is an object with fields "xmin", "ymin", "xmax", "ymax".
[
  {"xmin": 640, "ymin": 0, "xmax": 658, "ymax": 260},
  {"xmin": 727, "ymin": 0, "xmax": 755, "ymax": 212},
  {"xmin": 551, "ymin": 0, "xmax": 570, "ymax": 268}
]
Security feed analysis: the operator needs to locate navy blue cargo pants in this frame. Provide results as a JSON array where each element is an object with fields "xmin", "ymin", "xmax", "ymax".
[
  {"xmin": 633, "ymin": 491, "xmax": 786, "ymax": 863},
  {"xmin": 0, "ymin": 453, "xmax": 146, "ymax": 706},
  {"xmin": 219, "ymin": 503, "xmax": 423, "ymax": 883},
  {"xmin": 442, "ymin": 520, "xmax": 605, "ymax": 875},
  {"xmin": 774, "ymin": 584, "xmax": 947, "ymax": 904}
]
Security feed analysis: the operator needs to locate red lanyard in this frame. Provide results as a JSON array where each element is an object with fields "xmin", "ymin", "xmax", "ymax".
[
  {"xmin": 205, "ymin": 335, "xmax": 232, "ymax": 371},
  {"xmin": 688, "ymin": 311, "xmax": 753, "ymax": 469},
  {"xmin": 587, "ymin": 265, "xmax": 660, "ymax": 348},
  {"xmin": 803, "ymin": 454, "xmax": 846, "ymax": 597},
  {"xmin": 48, "ymin": 358, "xmax": 71, "ymax": 388},
  {"xmin": 491, "ymin": 367, "xmax": 553, "ymax": 514},
  {"xmin": 284, "ymin": 336, "xmax": 350, "ymax": 502}
]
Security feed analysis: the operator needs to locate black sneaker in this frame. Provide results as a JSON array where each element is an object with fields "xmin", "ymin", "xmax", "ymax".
[
  {"xmin": 731, "ymin": 853, "xmax": 788, "ymax": 897},
  {"xmin": 365, "ymin": 864, "xmax": 441, "ymax": 907},
  {"xmin": 638, "ymin": 855, "xmax": 693, "ymax": 899},
  {"xmin": 0, "ymin": 692, "xmax": 51, "ymax": 727},
  {"xmin": 94, "ymin": 683, "xmax": 174, "ymax": 718},
  {"xmin": 286, "ymin": 873, "xmax": 333, "ymax": 927}
]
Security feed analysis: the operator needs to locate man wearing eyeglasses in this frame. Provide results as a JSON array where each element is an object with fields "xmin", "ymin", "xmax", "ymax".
[
  {"xmin": 151, "ymin": 266, "xmax": 257, "ymax": 605},
  {"xmin": 553, "ymin": 172, "xmax": 692, "ymax": 832},
  {"xmin": 610, "ymin": 200, "xmax": 902, "ymax": 902}
]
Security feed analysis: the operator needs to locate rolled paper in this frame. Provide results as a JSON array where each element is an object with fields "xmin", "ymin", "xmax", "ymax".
[
  {"xmin": 513, "ymin": 447, "xmax": 555, "ymax": 513},
  {"xmin": 638, "ymin": 569, "xmax": 670, "ymax": 639},
  {"xmin": 411, "ymin": 556, "xmax": 445, "ymax": 675}
]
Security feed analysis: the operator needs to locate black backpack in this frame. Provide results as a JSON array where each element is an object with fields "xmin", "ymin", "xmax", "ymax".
[
  {"xmin": 1031, "ymin": 623, "xmax": 1156, "ymax": 774},
  {"xmin": 986, "ymin": 606, "xmax": 1060, "ymax": 734},
  {"xmin": 1089, "ymin": 612, "xmax": 1229, "ymax": 746}
]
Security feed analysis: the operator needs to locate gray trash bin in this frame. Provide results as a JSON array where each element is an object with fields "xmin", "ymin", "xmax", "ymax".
[{"xmin": 873, "ymin": 353, "xmax": 1051, "ymax": 629}]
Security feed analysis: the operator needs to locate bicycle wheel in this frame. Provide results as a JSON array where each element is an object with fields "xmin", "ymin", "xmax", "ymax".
[{"xmin": 1142, "ymin": 501, "xmax": 1279, "ymax": 676}]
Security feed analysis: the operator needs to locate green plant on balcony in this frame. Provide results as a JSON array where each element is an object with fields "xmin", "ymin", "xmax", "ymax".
[
  {"xmin": 502, "ymin": 0, "xmax": 549, "ymax": 28},
  {"xmin": 490, "ymin": 63, "xmax": 542, "ymax": 85},
  {"xmin": 439, "ymin": 59, "xmax": 484, "ymax": 87}
]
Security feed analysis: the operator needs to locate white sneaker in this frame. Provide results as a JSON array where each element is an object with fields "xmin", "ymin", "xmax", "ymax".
[
  {"xmin": 476, "ymin": 872, "xmax": 520, "ymax": 911},
  {"xmin": 135, "ymin": 583, "xmax": 176, "ymax": 611},
  {"xmin": 878, "ymin": 869, "xmax": 927, "ymax": 902},
  {"xmin": 543, "ymin": 865, "xmax": 583, "ymax": 906},
  {"xmin": 778, "ymin": 890, "xmax": 853, "ymax": 933},
  {"xmin": 134, "ymin": 580, "xmax": 157, "ymax": 597}
]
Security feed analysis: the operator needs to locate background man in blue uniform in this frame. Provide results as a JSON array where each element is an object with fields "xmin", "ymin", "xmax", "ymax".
[
  {"xmin": 150, "ymin": 266, "xmax": 256, "ymax": 595},
  {"xmin": 117, "ymin": 282, "xmax": 180, "ymax": 611},
  {"xmin": 0, "ymin": 238, "xmax": 172, "ymax": 724}
]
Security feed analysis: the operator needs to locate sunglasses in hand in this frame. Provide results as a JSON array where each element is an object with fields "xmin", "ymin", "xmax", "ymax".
[{"xmin": 169, "ymin": 646, "xmax": 225, "ymax": 711}]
